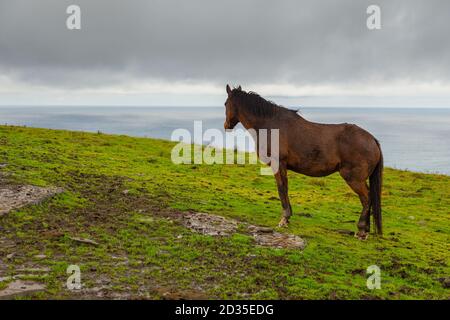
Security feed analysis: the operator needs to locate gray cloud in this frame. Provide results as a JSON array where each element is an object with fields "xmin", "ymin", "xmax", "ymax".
[{"xmin": 0, "ymin": 0, "xmax": 449, "ymax": 90}]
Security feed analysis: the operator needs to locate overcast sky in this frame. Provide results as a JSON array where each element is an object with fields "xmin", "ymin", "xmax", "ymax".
[{"xmin": 0, "ymin": 0, "xmax": 449, "ymax": 107}]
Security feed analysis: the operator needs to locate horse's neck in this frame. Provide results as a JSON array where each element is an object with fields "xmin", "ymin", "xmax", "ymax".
[
  {"xmin": 238, "ymin": 108, "xmax": 304, "ymax": 131},
  {"xmin": 237, "ymin": 108, "xmax": 268, "ymax": 130},
  {"xmin": 238, "ymin": 114, "xmax": 264, "ymax": 131}
]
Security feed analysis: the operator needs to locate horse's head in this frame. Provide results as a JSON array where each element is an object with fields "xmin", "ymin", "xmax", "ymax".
[{"xmin": 224, "ymin": 84, "xmax": 241, "ymax": 129}]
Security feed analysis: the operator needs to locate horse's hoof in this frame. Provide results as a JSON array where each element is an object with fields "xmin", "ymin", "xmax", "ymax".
[
  {"xmin": 278, "ymin": 218, "xmax": 289, "ymax": 228},
  {"xmin": 355, "ymin": 231, "xmax": 369, "ymax": 240}
]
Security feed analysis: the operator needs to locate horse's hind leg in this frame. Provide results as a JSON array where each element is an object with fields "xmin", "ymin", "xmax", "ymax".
[
  {"xmin": 341, "ymin": 174, "xmax": 370, "ymax": 240},
  {"xmin": 274, "ymin": 161, "xmax": 292, "ymax": 227}
]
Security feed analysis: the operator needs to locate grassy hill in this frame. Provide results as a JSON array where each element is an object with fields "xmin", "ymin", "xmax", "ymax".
[{"xmin": 0, "ymin": 125, "xmax": 449, "ymax": 299}]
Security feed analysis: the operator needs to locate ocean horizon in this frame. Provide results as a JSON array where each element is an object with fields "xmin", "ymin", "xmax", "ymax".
[{"xmin": 1, "ymin": 106, "xmax": 449, "ymax": 175}]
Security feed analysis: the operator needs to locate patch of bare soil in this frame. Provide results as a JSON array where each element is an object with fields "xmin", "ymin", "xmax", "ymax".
[
  {"xmin": 0, "ymin": 184, "xmax": 63, "ymax": 216},
  {"xmin": 182, "ymin": 212, "xmax": 239, "ymax": 236},
  {"xmin": 0, "ymin": 280, "xmax": 46, "ymax": 299},
  {"xmin": 248, "ymin": 225, "xmax": 306, "ymax": 249},
  {"xmin": 181, "ymin": 212, "xmax": 306, "ymax": 250}
]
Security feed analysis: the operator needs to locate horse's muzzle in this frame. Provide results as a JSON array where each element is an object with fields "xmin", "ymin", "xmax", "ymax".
[{"xmin": 224, "ymin": 119, "xmax": 238, "ymax": 130}]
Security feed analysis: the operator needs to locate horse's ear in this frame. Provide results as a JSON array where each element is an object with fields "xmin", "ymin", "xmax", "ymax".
[
  {"xmin": 226, "ymin": 84, "xmax": 232, "ymax": 95},
  {"xmin": 237, "ymin": 85, "xmax": 242, "ymax": 91}
]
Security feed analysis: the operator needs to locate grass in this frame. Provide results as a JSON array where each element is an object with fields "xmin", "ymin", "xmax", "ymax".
[{"xmin": 0, "ymin": 125, "xmax": 449, "ymax": 299}]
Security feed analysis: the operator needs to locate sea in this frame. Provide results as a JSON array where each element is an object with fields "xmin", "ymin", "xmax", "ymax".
[{"xmin": 1, "ymin": 106, "xmax": 449, "ymax": 175}]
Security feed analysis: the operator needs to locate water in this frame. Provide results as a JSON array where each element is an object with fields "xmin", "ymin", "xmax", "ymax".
[{"xmin": 1, "ymin": 106, "xmax": 449, "ymax": 175}]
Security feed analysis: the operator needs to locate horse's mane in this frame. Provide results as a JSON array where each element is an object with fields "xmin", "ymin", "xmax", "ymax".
[{"xmin": 230, "ymin": 89, "xmax": 299, "ymax": 118}]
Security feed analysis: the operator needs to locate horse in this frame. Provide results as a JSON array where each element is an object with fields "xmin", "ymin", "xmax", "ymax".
[{"xmin": 223, "ymin": 85, "xmax": 383, "ymax": 239}]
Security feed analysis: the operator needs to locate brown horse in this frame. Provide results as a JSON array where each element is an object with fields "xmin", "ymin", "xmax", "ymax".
[{"xmin": 224, "ymin": 85, "xmax": 383, "ymax": 239}]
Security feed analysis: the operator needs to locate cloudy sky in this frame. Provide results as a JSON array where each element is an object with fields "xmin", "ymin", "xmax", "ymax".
[{"xmin": 0, "ymin": 0, "xmax": 449, "ymax": 107}]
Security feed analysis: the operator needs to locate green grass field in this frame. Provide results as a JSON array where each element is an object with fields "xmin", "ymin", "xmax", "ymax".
[{"xmin": 0, "ymin": 125, "xmax": 449, "ymax": 299}]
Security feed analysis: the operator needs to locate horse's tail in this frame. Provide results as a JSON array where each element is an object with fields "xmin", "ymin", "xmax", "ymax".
[{"xmin": 369, "ymin": 139, "xmax": 383, "ymax": 235}]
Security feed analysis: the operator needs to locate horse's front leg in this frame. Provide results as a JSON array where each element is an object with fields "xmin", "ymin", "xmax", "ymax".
[{"xmin": 274, "ymin": 161, "xmax": 292, "ymax": 227}]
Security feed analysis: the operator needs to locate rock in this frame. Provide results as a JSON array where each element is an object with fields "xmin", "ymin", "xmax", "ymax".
[
  {"xmin": 34, "ymin": 254, "xmax": 47, "ymax": 259},
  {"xmin": 252, "ymin": 232, "xmax": 306, "ymax": 250},
  {"xmin": 0, "ymin": 184, "xmax": 63, "ymax": 216},
  {"xmin": 180, "ymin": 212, "xmax": 306, "ymax": 250},
  {"xmin": 68, "ymin": 236, "xmax": 99, "ymax": 246},
  {"xmin": 182, "ymin": 212, "xmax": 239, "ymax": 236},
  {"xmin": 0, "ymin": 280, "xmax": 46, "ymax": 299}
]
